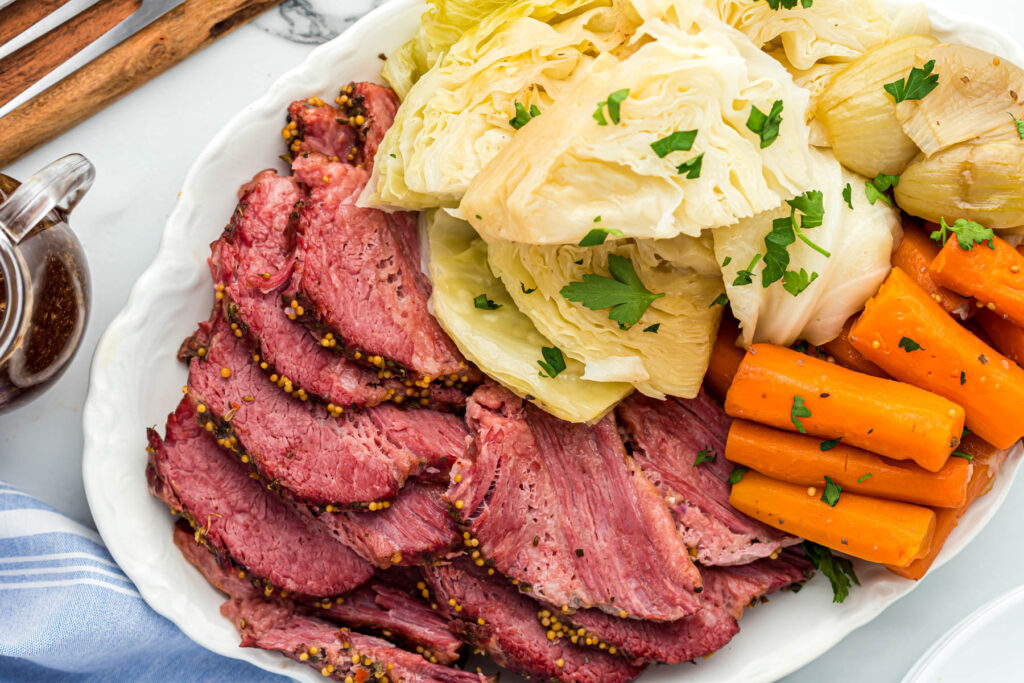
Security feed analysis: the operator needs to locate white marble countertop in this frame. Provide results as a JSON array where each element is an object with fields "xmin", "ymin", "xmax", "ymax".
[{"xmin": 0, "ymin": 0, "xmax": 1021, "ymax": 680}]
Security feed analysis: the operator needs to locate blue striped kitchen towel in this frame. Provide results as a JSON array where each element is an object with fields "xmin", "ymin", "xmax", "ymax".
[{"xmin": 0, "ymin": 481, "xmax": 284, "ymax": 682}]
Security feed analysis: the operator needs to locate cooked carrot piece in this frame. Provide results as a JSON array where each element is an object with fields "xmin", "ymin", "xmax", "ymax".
[
  {"xmin": 729, "ymin": 470, "xmax": 936, "ymax": 567},
  {"xmin": 820, "ymin": 316, "xmax": 888, "ymax": 378},
  {"xmin": 850, "ymin": 267, "xmax": 1024, "ymax": 450},
  {"xmin": 724, "ymin": 344, "xmax": 965, "ymax": 472},
  {"xmin": 894, "ymin": 221, "xmax": 972, "ymax": 318},
  {"xmin": 976, "ymin": 309, "xmax": 1024, "ymax": 367},
  {"xmin": 929, "ymin": 233, "xmax": 1024, "ymax": 327},
  {"xmin": 886, "ymin": 435, "xmax": 1009, "ymax": 580},
  {"xmin": 705, "ymin": 312, "xmax": 745, "ymax": 401},
  {"xmin": 725, "ymin": 420, "xmax": 971, "ymax": 508}
]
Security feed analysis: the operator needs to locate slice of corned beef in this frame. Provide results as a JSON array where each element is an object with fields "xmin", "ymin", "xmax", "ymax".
[
  {"xmin": 186, "ymin": 315, "xmax": 467, "ymax": 506},
  {"xmin": 308, "ymin": 481, "xmax": 458, "ymax": 568},
  {"xmin": 449, "ymin": 384, "xmax": 702, "ymax": 621},
  {"xmin": 424, "ymin": 557, "xmax": 643, "ymax": 683},
  {"xmin": 173, "ymin": 524, "xmax": 462, "ymax": 665},
  {"xmin": 148, "ymin": 399, "xmax": 372, "ymax": 597},
  {"xmin": 558, "ymin": 556, "xmax": 810, "ymax": 664},
  {"xmin": 222, "ymin": 597, "xmax": 491, "ymax": 683},
  {"xmin": 617, "ymin": 390, "xmax": 799, "ymax": 566}
]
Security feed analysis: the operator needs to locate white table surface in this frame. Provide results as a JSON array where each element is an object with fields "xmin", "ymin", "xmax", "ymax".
[{"xmin": 1, "ymin": 0, "xmax": 1021, "ymax": 680}]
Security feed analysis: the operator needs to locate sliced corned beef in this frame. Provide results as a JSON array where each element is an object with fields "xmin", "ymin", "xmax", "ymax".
[
  {"xmin": 424, "ymin": 557, "xmax": 644, "ymax": 683},
  {"xmin": 222, "ymin": 597, "xmax": 491, "ymax": 683},
  {"xmin": 308, "ymin": 481, "xmax": 458, "ymax": 568},
  {"xmin": 559, "ymin": 556, "xmax": 810, "ymax": 664},
  {"xmin": 186, "ymin": 315, "xmax": 467, "ymax": 506},
  {"xmin": 449, "ymin": 383, "xmax": 702, "ymax": 621},
  {"xmin": 617, "ymin": 390, "xmax": 799, "ymax": 566},
  {"xmin": 173, "ymin": 524, "xmax": 462, "ymax": 665},
  {"xmin": 353, "ymin": 82, "xmax": 401, "ymax": 174},
  {"xmin": 286, "ymin": 94, "xmax": 359, "ymax": 162},
  {"xmin": 148, "ymin": 399, "xmax": 372, "ymax": 597}
]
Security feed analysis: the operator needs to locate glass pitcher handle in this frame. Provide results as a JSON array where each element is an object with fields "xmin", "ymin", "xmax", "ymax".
[{"xmin": 0, "ymin": 154, "xmax": 95, "ymax": 245}]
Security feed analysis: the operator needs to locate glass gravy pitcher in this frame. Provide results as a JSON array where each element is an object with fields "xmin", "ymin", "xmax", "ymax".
[{"xmin": 0, "ymin": 155, "xmax": 93, "ymax": 413}]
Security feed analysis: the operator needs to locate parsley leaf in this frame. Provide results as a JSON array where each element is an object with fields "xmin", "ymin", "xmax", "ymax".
[
  {"xmin": 757, "ymin": 0, "xmax": 813, "ymax": 8},
  {"xmin": 746, "ymin": 100, "xmax": 784, "ymax": 148},
  {"xmin": 594, "ymin": 89, "xmax": 630, "ymax": 126},
  {"xmin": 651, "ymin": 130, "xmax": 698, "ymax": 158},
  {"xmin": 509, "ymin": 101, "xmax": 541, "ymax": 130},
  {"xmin": 864, "ymin": 173, "xmax": 900, "ymax": 207},
  {"xmin": 952, "ymin": 450, "xmax": 974, "ymax": 462},
  {"xmin": 791, "ymin": 396, "xmax": 812, "ymax": 433},
  {"xmin": 930, "ymin": 217, "xmax": 995, "ymax": 251},
  {"xmin": 643, "ymin": 323, "xmax": 660, "ymax": 334},
  {"xmin": 578, "ymin": 227, "xmax": 625, "ymax": 247},
  {"xmin": 842, "ymin": 183, "xmax": 854, "ymax": 210},
  {"xmin": 722, "ymin": 256, "xmax": 732, "ymax": 267},
  {"xmin": 733, "ymin": 253, "xmax": 763, "ymax": 286},
  {"xmin": 763, "ymin": 217, "xmax": 796, "ymax": 287},
  {"xmin": 520, "ymin": 283, "xmax": 536, "ymax": 294},
  {"xmin": 676, "ymin": 152, "xmax": 705, "ymax": 179},
  {"xmin": 537, "ymin": 346, "xmax": 566, "ymax": 379},
  {"xmin": 1011, "ymin": 113, "xmax": 1024, "ymax": 140},
  {"xmin": 728, "ymin": 466, "xmax": 748, "ymax": 484},
  {"xmin": 899, "ymin": 337, "xmax": 923, "ymax": 352},
  {"xmin": 820, "ymin": 437, "xmax": 842, "ymax": 452},
  {"xmin": 821, "ymin": 476, "xmax": 842, "ymax": 507},
  {"xmin": 803, "ymin": 541, "xmax": 859, "ymax": 603},
  {"xmin": 783, "ymin": 268, "xmax": 819, "ymax": 296},
  {"xmin": 560, "ymin": 254, "xmax": 666, "ymax": 328},
  {"xmin": 787, "ymin": 190, "xmax": 831, "ymax": 257},
  {"xmin": 961, "ymin": 371, "xmax": 967, "ymax": 386},
  {"xmin": 857, "ymin": 473, "xmax": 873, "ymax": 483},
  {"xmin": 473, "ymin": 294, "xmax": 501, "ymax": 311},
  {"xmin": 694, "ymin": 445, "xmax": 717, "ymax": 467},
  {"xmin": 885, "ymin": 60, "xmax": 939, "ymax": 103},
  {"xmin": 710, "ymin": 293, "xmax": 729, "ymax": 308}
]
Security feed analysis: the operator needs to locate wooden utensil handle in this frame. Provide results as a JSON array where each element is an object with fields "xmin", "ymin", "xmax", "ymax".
[
  {"xmin": 0, "ymin": 0, "xmax": 286, "ymax": 168},
  {"xmin": 0, "ymin": 0, "xmax": 142, "ymax": 109},
  {"xmin": 0, "ymin": 0, "xmax": 74, "ymax": 46}
]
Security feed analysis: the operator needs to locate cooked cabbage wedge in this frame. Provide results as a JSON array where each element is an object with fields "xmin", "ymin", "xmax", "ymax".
[
  {"xmin": 463, "ymin": 13, "xmax": 815, "ymax": 244},
  {"xmin": 895, "ymin": 140, "xmax": 1024, "ymax": 230},
  {"xmin": 365, "ymin": 0, "xmax": 642, "ymax": 211},
  {"xmin": 816, "ymin": 35, "xmax": 937, "ymax": 178},
  {"xmin": 426, "ymin": 210, "xmax": 631, "ymax": 422},
  {"xmin": 895, "ymin": 44, "xmax": 1024, "ymax": 156},
  {"xmin": 715, "ymin": 148, "xmax": 901, "ymax": 347},
  {"xmin": 487, "ymin": 233, "xmax": 724, "ymax": 399}
]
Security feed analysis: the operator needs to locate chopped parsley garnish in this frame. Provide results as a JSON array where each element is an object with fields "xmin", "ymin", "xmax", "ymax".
[
  {"xmin": 509, "ymin": 102, "xmax": 541, "ymax": 130},
  {"xmin": 560, "ymin": 254, "xmax": 666, "ymax": 329},
  {"xmin": 651, "ymin": 130, "xmax": 698, "ymax": 158},
  {"xmin": 643, "ymin": 323, "xmax": 661, "ymax": 334},
  {"xmin": 842, "ymin": 183, "xmax": 854, "ymax": 210},
  {"xmin": 746, "ymin": 100, "xmax": 784, "ymax": 148},
  {"xmin": 788, "ymin": 190, "xmax": 825, "ymax": 229},
  {"xmin": 579, "ymin": 227, "xmax": 625, "ymax": 247},
  {"xmin": 803, "ymin": 541, "xmax": 859, "ymax": 603},
  {"xmin": 783, "ymin": 268, "xmax": 819, "ymax": 296},
  {"xmin": 864, "ymin": 173, "xmax": 900, "ymax": 207},
  {"xmin": 520, "ymin": 283, "xmax": 536, "ymax": 294},
  {"xmin": 961, "ymin": 371, "xmax": 967, "ymax": 386},
  {"xmin": 791, "ymin": 396, "xmax": 812, "ymax": 434},
  {"xmin": 820, "ymin": 437, "xmax": 842, "ymax": 452},
  {"xmin": 733, "ymin": 253, "xmax": 763, "ymax": 287},
  {"xmin": 930, "ymin": 217, "xmax": 995, "ymax": 251},
  {"xmin": 757, "ymin": 0, "xmax": 813, "ymax": 8},
  {"xmin": 594, "ymin": 89, "xmax": 630, "ymax": 126},
  {"xmin": 722, "ymin": 256, "xmax": 732, "ymax": 267},
  {"xmin": 885, "ymin": 60, "xmax": 939, "ymax": 103},
  {"xmin": 857, "ymin": 473, "xmax": 873, "ymax": 483},
  {"xmin": 710, "ymin": 293, "xmax": 730, "ymax": 308},
  {"xmin": 952, "ymin": 450, "xmax": 974, "ymax": 462},
  {"xmin": 594, "ymin": 216, "xmax": 602, "ymax": 223},
  {"xmin": 728, "ymin": 466, "xmax": 748, "ymax": 484},
  {"xmin": 763, "ymin": 217, "xmax": 796, "ymax": 287},
  {"xmin": 821, "ymin": 476, "xmax": 842, "ymax": 507},
  {"xmin": 694, "ymin": 445, "xmax": 718, "ymax": 467},
  {"xmin": 1011, "ymin": 113, "xmax": 1024, "ymax": 140},
  {"xmin": 898, "ymin": 337, "xmax": 923, "ymax": 352},
  {"xmin": 537, "ymin": 346, "xmax": 567, "ymax": 379},
  {"xmin": 473, "ymin": 294, "xmax": 501, "ymax": 310},
  {"xmin": 676, "ymin": 152, "xmax": 704, "ymax": 179}
]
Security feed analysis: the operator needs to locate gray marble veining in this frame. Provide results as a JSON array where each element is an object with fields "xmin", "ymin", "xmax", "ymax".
[{"xmin": 253, "ymin": 0, "xmax": 386, "ymax": 45}]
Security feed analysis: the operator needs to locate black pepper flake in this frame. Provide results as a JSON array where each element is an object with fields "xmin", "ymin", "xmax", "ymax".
[
  {"xmin": 820, "ymin": 393, "xmax": 831, "ymax": 398},
  {"xmin": 979, "ymin": 354, "xmax": 989, "ymax": 365},
  {"xmin": 575, "ymin": 549, "xmax": 584, "ymax": 557},
  {"xmin": 533, "ymin": 536, "xmax": 540, "ymax": 547}
]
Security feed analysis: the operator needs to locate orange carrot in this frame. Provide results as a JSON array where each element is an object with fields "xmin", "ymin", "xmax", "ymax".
[
  {"xmin": 976, "ymin": 309, "xmax": 1024, "ymax": 367},
  {"xmin": 729, "ymin": 470, "xmax": 936, "ymax": 567},
  {"xmin": 820, "ymin": 316, "xmax": 889, "ymax": 378},
  {"xmin": 886, "ymin": 435, "xmax": 1009, "ymax": 579},
  {"xmin": 706, "ymin": 312, "xmax": 745, "ymax": 402},
  {"xmin": 894, "ymin": 221, "xmax": 972, "ymax": 318},
  {"xmin": 929, "ymin": 232, "xmax": 1024, "ymax": 327},
  {"xmin": 850, "ymin": 267, "xmax": 1024, "ymax": 450},
  {"xmin": 724, "ymin": 344, "xmax": 965, "ymax": 472},
  {"xmin": 725, "ymin": 420, "xmax": 971, "ymax": 508}
]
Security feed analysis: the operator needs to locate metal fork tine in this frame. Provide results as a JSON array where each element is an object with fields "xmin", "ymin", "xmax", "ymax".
[{"xmin": 0, "ymin": 0, "xmax": 85, "ymax": 57}]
